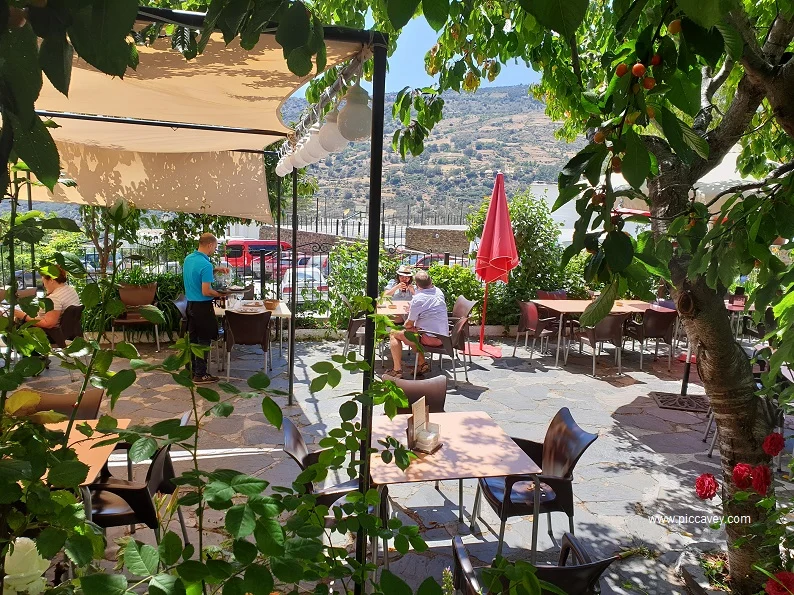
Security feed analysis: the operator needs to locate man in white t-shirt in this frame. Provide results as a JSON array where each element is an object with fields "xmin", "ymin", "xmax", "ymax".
[
  {"xmin": 14, "ymin": 267, "xmax": 81, "ymax": 330},
  {"xmin": 383, "ymin": 270, "xmax": 448, "ymax": 378}
]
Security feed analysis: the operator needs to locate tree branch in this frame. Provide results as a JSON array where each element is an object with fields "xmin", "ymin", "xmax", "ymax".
[{"xmin": 703, "ymin": 159, "xmax": 794, "ymax": 208}]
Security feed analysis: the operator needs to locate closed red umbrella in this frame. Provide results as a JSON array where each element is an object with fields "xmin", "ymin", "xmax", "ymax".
[{"xmin": 472, "ymin": 172, "xmax": 519, "ymax": 357}]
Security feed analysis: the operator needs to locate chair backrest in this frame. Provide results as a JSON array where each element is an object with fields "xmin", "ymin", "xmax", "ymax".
[
  {"xmin": 173, "ymin": 294, "xmax": 188, "ymax": 320},
  {"xmin": 225, "ymin": 310, "xmax": 272, "ymax": 351},
  {"xmin": 119, "ymin": 283, "xmax": 157, "ymax": 307},
  {"xmin": 36, "ymin": 388, "xmax": 104, "ymax": 420},
  {"xmin": 541, "ymin": 408, "xmax": 598, "ymax": 479},
  {"xmin": 159, "ymin": 411, "xmax": 192, "ymax": 494},
  {"xmin": 59, "ymin": 305, "xmax": 85, "ymax": 341},
  {"xmin": 17, "ymin": 288, "xmax": 37, "ymax": 299},
  {"xmin": 537, "ymin": 290, "xmax": 567, "ymax": 300},
  {"xmin": 450, "ymin": 316, "xmax": 469, "ymax": 351},
  {"xmin": 517, "ymin": 301, "xmax": 541, "ymax": 334},
  {"xmin": 242, "ymin": 285, "xmax": 255, "ymax": 300},
  {"xmin": 347, "ymin": 316, "xmax": 366, "ymax": 339},
  {"xmin": 145, "ymin": 444, "xmax": 174, "ymax": 498},
  {"xmin": 452, "ymin": 296, "xmax": 477, "ymax": 319},
  {"xmin": 282, "ymin": 417, "xmax": 310, "ymax": 470},
  {"xmin": 391, "ymin": 375, "xmax": 447, "ymax": 414},
  {"xmin": 591, "ymin": 313, "xmax": 630, "ymax": 345},
  {"xmin": 642, "ymin": 309, "xmax": 678, "ymax": 342}
]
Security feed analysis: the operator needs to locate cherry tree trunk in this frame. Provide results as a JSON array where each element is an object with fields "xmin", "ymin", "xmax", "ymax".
[{"xmin": 648, "ymin": 174, "xmax": 773, "ymax": 594}]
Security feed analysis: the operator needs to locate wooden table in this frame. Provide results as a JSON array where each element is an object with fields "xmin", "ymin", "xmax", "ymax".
[
  {"xmin": 532, "ymin": 299, "xmax": 676, "ymax": 367},
  {"xmin": 48, "ymin": 418, "xmax": 131, "ymax": 520},
  {"xmin": 215, "ymin": 300, "xmax": 292, "ymax": 356},
  {"xmin": 376, "ymin": 301, "xmax": 410, "ymax": 317},
  {"xmin": 371, "ymin": 411, "xmax": 540, "ymax": 520}
]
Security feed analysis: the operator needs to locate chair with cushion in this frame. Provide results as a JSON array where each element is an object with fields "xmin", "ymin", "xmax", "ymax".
[
  {"xmin": 625, "ymin": 308, "xmax": 678, "ymax": 370},
  {"xmin": 471, "ymin": 408, "xmax": 597, "ymax": 557},
  {"xmin": 452, "ymin": 533, "xmax": 618, "ymax": 595},
  {"xmin": 35, "ymin": 388, "xmax": 104, "ymax": 420},
  {"xmin": 112, "ymin": 282, "xmax": 160, "ymax": 351},
  {"xmin": 567, "ymin": 313, "xmax": 631, "ymax": 376},
  {"xmin": 413, "ymin": 317, "xmax": 470, "ymax": 386},
  {"xmin": 224, "ymin": 310, "xmax": 272, "ymax": 379},
  {"xmin": 97, "ymin": 411, "xmax": 192, "ymax": 542},
  {"xmin": 513, "ymin": 301, "xmax": 557, "ymax": 360}
]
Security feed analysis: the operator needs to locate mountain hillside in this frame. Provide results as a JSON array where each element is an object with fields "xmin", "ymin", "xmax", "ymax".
[{"xmin": 282, "ymin": 84, "xmax": 584, "ymax": 221}]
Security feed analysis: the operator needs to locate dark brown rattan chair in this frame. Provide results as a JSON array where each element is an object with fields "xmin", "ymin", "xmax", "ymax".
[
  {"xmin": 241, "ymin": 284, "xmax": 255, "ymax": 300},
  {"xmin": 413, "ymin": 317, "xmax": 470, "ymax": 386},
  {"xmin": 44, "ymin": 304, "xmax": 85, "ymax": 347},
  {"xmin": 450, "ymin": 295, "xmax": 477, "ymax": 368},
  {"xmin": 471, "ymin": 408, "xmax": 597, "ymax": 557},
  {"xmin": 113, "ymin": 282, "xmax": 160, "ymax": 351},
  {"xmin": 98, "ymin": 411, "xmax": 192, "ymax": 542},
  {"xmin": 513, "ymin": 301, "xmax": 557, "ymax": 360},
  {"xmin": 34, "ymin": 388, "xmax": 104, "ymax": 420},
  {"xmin": 89, "ymin": 444, "xmax": 174, "ymax": 542},
  {"xmin": 172, "ymin": 294, "xmax": 188, "ymax": 337},
  {"xmin": 568, "ymin": 313, "xmax": 631, "ymax": 376},
  {"xmin": 536, "ymin": 290, "xmax": 567, "ymax": 300},
  {"xmin": 625, "ymin": 309, "xmax": 678, "ymax": 370},
  {"xmin": 224, "ymin": 310, "xmax": 272, "ymax": 380},
  {"xmin": 452, "ymin": 534, "xmax": 617, "ymax": 595}
]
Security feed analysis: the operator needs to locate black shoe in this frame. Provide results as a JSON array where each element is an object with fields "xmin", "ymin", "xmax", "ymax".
[{"xmin": 193, "ymin": 374, "xmax": 219, "ymax": 384}]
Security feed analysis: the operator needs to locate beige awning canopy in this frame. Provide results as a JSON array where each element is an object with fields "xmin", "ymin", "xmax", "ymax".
[{"xmin": 30, "ymin": 31, "xmax": 367, "ymax": 222}]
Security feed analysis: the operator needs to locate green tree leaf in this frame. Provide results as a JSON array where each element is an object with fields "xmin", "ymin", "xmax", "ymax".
[
  {"xmin": 39, "ymin": 34, "xmax": 73, "ymax": 96},
  {"xmin": 676, "ymin": 0, "xmax": 728, "ymax": 29},
  {"xmin": 149, "ymin": 573, "xmax": 187, "ymax": 595},
  {"xmin": 519, "ymin": 0, "xmax": 588, "ymax": 38},
  {"xmin": 125, "ymin": 539, "xmax": 160, "ymax": 577},
  {"xmin": 11, "ymin": 116, "xmax": 60, "ymax": 190},
  {"xmin": 248, "ymin": 372, "xmax": 271, "ymax": 390},
  {"xmin": 81, "ymin": 283, "xmax": 101, "ymax": 309},
  {"xmin": 275, "ymin": 2, "xmax": 311, "ymax": 53},
  {"xmin": 129, "ymin": 437, "xmax": 158, "ymax": 463},
  {"xmin": 138, "ymin": 305, "xmax": 166, "ymax": 325},
  {"xmin": 621, "ymin": 130, "xmax": 650, "ymax": 189},
  {"xmin": 339, "ymin": 400, "xmax": 358, "ymax": 421},
  {"xmin": 231, "ymin": 474, "xmax": 268, "ymax": 496},
  {"xmin": 68, "ymin": 0, "xmax": 138, "ymax": 77},
  {"xmin": 261, "ymin": 396, "xmax": 283, "ymax": 429},
  {"xmin": 226, "ymin": 504, "xmax": 256, "ymax": 538},
  {"xmin": 176, "ymin": 561, "xmax": 213, "ymax": 583},
  {"xmin": 388, "ymin": 0, "xmax": 421, "ymax": 29},
  {"xmin": 81, "ymin": 574, "xmax": 128, "ymax": 595},
  {"xmin": 603, "ymin": 231, "xmax": 634, "ymax": 273},
  {"xmin": 380, "ymin": 569, "xmax": 412, "ymax": 595},
  {"xmin": 65, "ymin": 534, "xmax": 95, "ymax": 566},
  {"xmin": 665, "ymin": 71, "xmax": 701, "ymax": 117},
  {"xmin": 243, "ymin": 564, "xmax": 274, "ymax": 595},
  {"xmin": 423, "ymin": 0, "xmax": 449, "ymax": 31},
  {"xmin": 158, "ymin": 531, "xmax": 183, "ymax": 566},
  {"xmin": 270, "ymin": 556, "xmax": 303, "ymax": 583},
  {"xmin": 36, "ymin": 527, "xmax": 68, "ymax": 558},
  {"xmin": 48, "ymin": 460, "xmax": 89, "ymax": 488},
  {"xmin": 197, "ymin": 387, "xmax": 220, "ymax": 402},
  {"xmin": 579, "ymin": 280, "xmax": 618, "ymax": 327},
  {"xmin": 107, "ymin": 369, "xmax": 137, "ymax": 408}
]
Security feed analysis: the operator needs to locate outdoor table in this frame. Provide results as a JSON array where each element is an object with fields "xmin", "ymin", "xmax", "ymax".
[
  {"xmin": 215, "ymin": 300, "xmax": 292, "ymax": 357},
  {"xmin": 532, "ymin": 299, "xmax": 676, "ymax": 367},
  {"xmin": 370, "ymin": 411, "xmax": 542, "ymax": 552},
  {"xmin": 46, "ymin": 418, "xmax": 131, "ymax": 520},
  {"xmin": 376, "ymin": 301, "xmax": 410, "ymax": 317}
]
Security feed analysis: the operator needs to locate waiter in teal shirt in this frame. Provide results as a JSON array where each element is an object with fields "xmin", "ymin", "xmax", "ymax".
[{"xmin": 183, "ymin": 233, "xmax": 229, "ymax": 384}]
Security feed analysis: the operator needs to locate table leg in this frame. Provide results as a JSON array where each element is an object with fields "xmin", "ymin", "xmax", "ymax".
[
  {"xmin": 458, "ymin": 479, "xmax": 464, "ymax": 523},
  {"xmin": 531, "ymin": 476, "xmax": 540, "ymax": 565},
  {"xmin": 279, "ymin": 318, "xmax": 284, "ymax": 357},
  {"xmin": 554, "ymin": 313, "xmax": 564, "ymax": 368},
  {"xmin": 80, "ymin": 485, "xmax": 92, "ymax": 522}
]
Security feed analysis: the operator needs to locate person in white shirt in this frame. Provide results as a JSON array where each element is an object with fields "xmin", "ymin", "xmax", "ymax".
[
  {"xmin": 14, "ymin": 267, "xmax": 81, "ymax": 329},
  {"xmin": 383, "ymin": 270, "xmax": 448, "ymax": 378}
]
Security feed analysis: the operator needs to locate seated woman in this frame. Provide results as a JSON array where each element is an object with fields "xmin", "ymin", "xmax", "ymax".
[
  {"xmin": 383, "ymin": 265, "xmax": 416, "ymax": 301},
  {"xmin": 14, "ymin": 267, "xmax": 81, "ymax": 331}
]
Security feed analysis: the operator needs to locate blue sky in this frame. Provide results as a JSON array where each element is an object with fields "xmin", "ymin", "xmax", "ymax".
[{"xmin": 299, "ymin": 18, "xmax": 541, "ymax": 96}]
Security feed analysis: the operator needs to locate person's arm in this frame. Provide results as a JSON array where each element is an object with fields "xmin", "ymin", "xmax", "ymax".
[
  {"xmin": 384, "ymin": 280, "xmax": 399, "ymax": 296},
  {"xmin": 404, "ymin": 319, "xmax": 416, "ymax": 330},
  {"xmin": 214, "ymin": 266, "xmax": 230, "ymax": 274},
  {"xmin": 200, "ymin": 262, "xmax": 222, "ymax": 298},
  {"xmin": 15, "ymin": 308, "xmax": 60, "ymax": 328}
]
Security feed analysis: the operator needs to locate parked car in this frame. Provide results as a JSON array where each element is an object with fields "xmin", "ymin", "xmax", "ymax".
[
  {"xmin": 280, "ymin": 267, "xmax": 328, "ymax": 305},
  {"xmin": 225, "ymin": 239, "xmax": 291, "ymax": 272}
]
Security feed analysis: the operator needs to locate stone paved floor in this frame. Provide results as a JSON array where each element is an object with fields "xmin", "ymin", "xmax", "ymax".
[{"xmin": 28, "ymin": 337, "xmax": 792, "ymax": 594}]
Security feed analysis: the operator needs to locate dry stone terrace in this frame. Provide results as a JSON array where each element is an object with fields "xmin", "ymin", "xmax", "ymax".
[{"xmin": 29, "ymin": 338, "xmax": 794, "ymax": 594}]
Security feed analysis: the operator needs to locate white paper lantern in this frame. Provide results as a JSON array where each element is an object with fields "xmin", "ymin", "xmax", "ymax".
[
  {"xmin": 276, "ymin": 159, "xmax": 290, "ymax": 177},
  {"xmin": 318, "ymin": 108, "xmax": 349, "ymax": 152},
  {"xmin": 289, "ymin": 145, "xmax": 307, "ymax": 168},
  {"xmin": 304, "ymin": 123, "xmax": 329, "ymax": 160},
  {"xmin": 337, "ymin": 83, "xmax": 372, "ymax": 141},
  {"xmin": 298, "ymin": 135, "xmax": 317, "ymax": 165}
]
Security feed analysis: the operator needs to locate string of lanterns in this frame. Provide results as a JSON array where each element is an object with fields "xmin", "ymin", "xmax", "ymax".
[{"xmin": 274, "ymin": 48, "xmax": 373, "ymax": 177}]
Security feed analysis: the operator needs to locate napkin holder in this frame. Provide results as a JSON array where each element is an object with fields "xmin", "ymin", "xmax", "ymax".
[{"xmin": 406, "ymin": 397, "xmax": 441, "ymax": 454}]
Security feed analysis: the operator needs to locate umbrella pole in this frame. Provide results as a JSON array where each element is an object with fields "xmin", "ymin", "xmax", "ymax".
[{"xmin": 480, "ymin": 283, "xmax": 489, "ymax": 349}]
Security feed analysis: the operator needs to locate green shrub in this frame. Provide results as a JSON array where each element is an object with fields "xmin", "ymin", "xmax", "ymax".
[
  {"xmin": 326, "ymin": 241, "xmax": 400, "ymax": 328},
  {"xmin": 427, "ymin": 263, "xmax": 484, "ymax": 320}
]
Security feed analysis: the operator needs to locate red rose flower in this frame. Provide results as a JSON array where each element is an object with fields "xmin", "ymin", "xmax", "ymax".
[
  {"xmin": 765, "ymin": 571, "xmax": 794, "ymax": 595},
  {"xmin": 695, "ymin": 473, "xmax": 719, "ymax": 500},
  {"xmin": 752, "ymin": 464, "xmax": 773, "ymax": 496},
  {"xmin": 764, "ymin": 432, "xmax": 786, "ymax": 457},
  {"xmin": 732, "ymin": 463, "xmax": 753, "ymax": 489}
]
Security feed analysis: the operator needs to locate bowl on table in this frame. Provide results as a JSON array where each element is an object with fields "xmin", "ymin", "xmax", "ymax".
[{"xmin": 264, "ymin": 299, "xmax": 279, "ymax": 310}]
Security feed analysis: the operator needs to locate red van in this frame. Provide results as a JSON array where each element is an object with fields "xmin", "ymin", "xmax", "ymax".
[{"xmin": 224, "ymin": 239, "xmax": 291, "ymax": 271}]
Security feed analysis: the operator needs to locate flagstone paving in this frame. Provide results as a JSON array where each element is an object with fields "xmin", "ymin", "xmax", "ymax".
[{"xmin": 29, "ymin": 337, "xmax": 792, "ymax": 594}]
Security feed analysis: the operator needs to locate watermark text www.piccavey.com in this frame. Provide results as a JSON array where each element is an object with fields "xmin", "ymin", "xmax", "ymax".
[{"xmin": 649, "ymin": 514, "xmax": 751, "ymax": 525}]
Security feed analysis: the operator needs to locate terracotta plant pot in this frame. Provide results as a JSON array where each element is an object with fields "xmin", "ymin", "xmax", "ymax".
[{"xmin": 119, "ymin": 282, "xmax": 157, "ymax": 307}]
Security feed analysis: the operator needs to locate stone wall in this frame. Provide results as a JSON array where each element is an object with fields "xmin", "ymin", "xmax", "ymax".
[
  {"xmin": 259, "ymin": 226, "xmax": 339, "ymax": 251},
  {"xmin": 404, "ymin": 225, "xmax": 469, "ymax": 255}
]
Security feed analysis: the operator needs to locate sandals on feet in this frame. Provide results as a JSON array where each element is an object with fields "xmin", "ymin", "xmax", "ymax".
[
  {"xmin": 406, "ymin": 362, "xmax": 431, "ymax": 377},
  {"xmin": 382, "ymin": 368, "xmax": 402, "ymax": 379}
]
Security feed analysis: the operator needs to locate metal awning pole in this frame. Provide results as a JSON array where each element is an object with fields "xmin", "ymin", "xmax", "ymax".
[
  {"xmin": 288, "ymin": 168, "xmax": 298, "ymax": 407},
  {"xmin": 276, "ymin": 176, "xmax": 282, "ymax": 300},
  {"xmin": 354, "ymin": 38, "xmax": 387, "ymax": 591},
  {"xmin": 26, "ymin": 172, "xmax": 35, "ymax": 288}
]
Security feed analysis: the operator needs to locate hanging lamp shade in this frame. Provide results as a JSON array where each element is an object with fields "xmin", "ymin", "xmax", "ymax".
[
  {"xmin": 304, "ymin": 123, "xmax": 329, "ymax": 160},
  {"xmin": 289, "ymin": 143, "xmax": 307, "ymax": 168},
  {"xmin": 276, "ymin": 158, "xmax": 290, "ymax": 177},
  {"xmin": 337, "ymin": 83, "xmax": 371, "ymax": 141},
  {"xmin": 318, "ymin": 108, "xmax": 349, "ymax": 152}
]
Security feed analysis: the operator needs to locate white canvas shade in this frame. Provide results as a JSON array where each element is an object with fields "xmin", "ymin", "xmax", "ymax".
[{"xmin": 29, "ymin": 32, "xmax": 367, "ymax": 222}]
